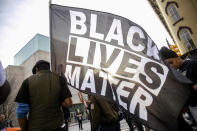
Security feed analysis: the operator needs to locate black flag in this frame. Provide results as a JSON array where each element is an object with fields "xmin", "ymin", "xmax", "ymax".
[{"xmin": 50, "ymin": 4, "xmax": 191, "ymax": 131}]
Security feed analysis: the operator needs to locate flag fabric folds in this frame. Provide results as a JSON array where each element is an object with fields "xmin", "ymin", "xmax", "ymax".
[{"xmin": 50, "ymin": 4, "xmax": 191, "ymax": 131}]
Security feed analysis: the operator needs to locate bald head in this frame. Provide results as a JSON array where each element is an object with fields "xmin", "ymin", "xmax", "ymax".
[{"xmin": 0, "ymin": 114, "xmax": 5, "ymax": 122}]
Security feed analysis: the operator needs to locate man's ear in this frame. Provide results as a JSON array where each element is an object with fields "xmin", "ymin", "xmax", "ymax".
[{"xmin": 36, "ymin": 67, "xmax": 39, "ymax": 74}]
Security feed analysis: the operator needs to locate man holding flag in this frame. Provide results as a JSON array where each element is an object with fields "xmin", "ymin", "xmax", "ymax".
[
  {"xmin": 50, "ymin": 4, "xmax": 192, "ymax": 130},
  {"xmin": 160, "ymin": 46, "xmax": 197, "ymax": 131}
]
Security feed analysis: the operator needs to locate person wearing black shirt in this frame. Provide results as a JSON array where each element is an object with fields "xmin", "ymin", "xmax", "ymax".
[
  {"xmin": 0, "ymin": 114, "xmax": 8, "ymax": 130},
  {"xmin": 76, "ymin": 110, "xmax": 83, "ymax": 130},
  {"xmin": 15, "ymin": 60, "xmax": 73, "ymax": 131},
  {"xmin": 160, "ymin": 46, "xmax": 197, "ymax": 131},
  {"xmin": 0, "ymin": 60, "xmax": 10, "ymax": 105}
]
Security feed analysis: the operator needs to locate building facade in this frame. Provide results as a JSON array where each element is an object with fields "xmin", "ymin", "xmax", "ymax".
[
  {"xmin": 5, "ymin": 34, "xmax": 87, "ymax": 126},
  {"xmin": 148, "ymin": 0, "xmax": 197, "ymax": 54}
]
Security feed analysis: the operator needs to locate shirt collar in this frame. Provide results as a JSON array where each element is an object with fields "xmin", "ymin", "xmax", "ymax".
[
  {"xmin": 37, "ymin": 70, "xmax": 51, "ymax": 74},
  {"xmin": 179, "ymin": 60, "xmax": 190, "ymax": 72}
]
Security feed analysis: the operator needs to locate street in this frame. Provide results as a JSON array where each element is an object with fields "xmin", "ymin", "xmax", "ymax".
[{"xmin": 69, "ymin": 120, "xmax": 130, "ymax": 131}]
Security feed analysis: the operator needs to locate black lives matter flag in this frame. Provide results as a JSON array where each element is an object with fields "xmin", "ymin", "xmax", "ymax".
[{"xmin": 50, "ymin": 4, "xmax": 191, "ymax": 131}]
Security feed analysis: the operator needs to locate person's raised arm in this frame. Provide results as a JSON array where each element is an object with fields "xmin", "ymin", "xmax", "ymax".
[{"xmin": 59, "ymin": 75, "xmax": 73, "ymax": 107}]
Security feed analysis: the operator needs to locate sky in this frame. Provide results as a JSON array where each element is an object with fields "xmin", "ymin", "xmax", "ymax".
[{"xmin": 0, "ymin": 0, "xmax": 173, "ymax": 68}]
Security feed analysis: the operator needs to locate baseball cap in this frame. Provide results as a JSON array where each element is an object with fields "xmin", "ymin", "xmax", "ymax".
[
  {"xmin": 159, "ymin": 46, "xmax": 178, "ymax": 60},
  {"xmin": 32, "ymin": 60, "xmax": 50, "ymax": 74}
]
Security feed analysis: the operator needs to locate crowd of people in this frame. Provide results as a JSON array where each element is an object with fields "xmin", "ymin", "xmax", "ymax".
[{"xmin": 0, "ymin": 45, "xmax": 197, "ymax": 131}]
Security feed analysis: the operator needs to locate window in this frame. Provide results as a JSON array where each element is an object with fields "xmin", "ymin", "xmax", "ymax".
[
  {"xmin": 168, "ymin": 4, "xmax": 181, "ymax": 23},
  {"xmin": 180, "ymin": 29, "xmax": 195, "ymax": 50}
]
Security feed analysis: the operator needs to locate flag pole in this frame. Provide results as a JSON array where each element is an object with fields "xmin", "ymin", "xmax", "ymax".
[
  {"xmin": 49, "ymin": 0, "xmax": 52, "ymax": 71},
  {"xmin": 166, "ymin": 38, "xmax": 171, "ymax": 48}
]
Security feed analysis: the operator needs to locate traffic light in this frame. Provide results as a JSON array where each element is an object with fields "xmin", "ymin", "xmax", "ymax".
[{"xmin": 170, "ymin": 45, "xmax": 181, "ymax": 56}]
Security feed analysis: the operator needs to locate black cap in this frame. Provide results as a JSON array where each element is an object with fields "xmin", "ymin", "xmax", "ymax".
[
  {"xmin": 32, "ymin": 60, "xmax": 50, "ymax": 74},
  {"xmin": 159, "ymin": 46, "xmax": 178, "ymax": 60}
]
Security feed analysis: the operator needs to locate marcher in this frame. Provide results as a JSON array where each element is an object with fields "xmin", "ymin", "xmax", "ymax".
[
  {"xmin": 86, "ymin": 95, "xmax": 93, "ymax": 131},
  {"xmin": 160, "ymin": 46, "xmax": 197, "ymax": 131},
  {"xmin": 78, "ymin": 93, "xmax": 92, "ymax": 130},
  {"xmin": 76, "ymin": 110, "xmax": 83, "ymax": 130},
  {"xmin": 0, "ymin": 60, "xmax": 10, "ymax": 105},
  {"xmin": 0, "ymin": 114, "xmax": 7, "ymax": 130},
  {"xmin": 119, "ymin": 106, "xmax": 144, "ymax": 131},
  {"xmin": 8, "ymin": 120, "xmax": 13, "ymax": 127},
  {"xmin": 15, "ymin": 60, "xmax": 72, "ymax": 131},
  {"xmin": 62, "ymin": 106, "xmax": 70, "ymax": 131},
  {"xmin": 90, "ymin": 96, "xmax": 121, "ymax": 131}
]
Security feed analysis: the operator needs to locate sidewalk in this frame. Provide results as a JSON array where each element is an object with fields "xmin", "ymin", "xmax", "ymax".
[
  {"xmin": 69, "ymin": 120, "xmax": 89, "ymax": 127},
  {"xmin": 68, "ymin": 120, "xmax": 130, "ymax": 131}
]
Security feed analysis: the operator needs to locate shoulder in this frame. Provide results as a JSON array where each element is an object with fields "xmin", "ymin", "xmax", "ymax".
[
  {"xmin": 50, "ymin": 72, "xmax": 60, "ymax": 80},
  {"xmin": 24, "ymin": 78, "xmax": 29, "ymax": 82},
  {"xmin": 190, "ymin": 59, "xmax": 197, "ymax": 65},
  {"xmin": 21, "ymin": 78, "xmax": 29, "ymax": 87},
  {"xmin": 182, "ymin": 59, "xmax": 197, "ymax": 69},
  {"xmin": 186, "ymin": 60, "xmax": 197, "ymax": 79},
  {"xmin": 90, "ymin": 96, "xmax": 97, "ymax": 102},
  {"xmin": 186, "ymin": 59, "xmax": 197, "ymax": 70},
  {"xmin": 28, "ymin": 73, "xmax": 38, "ymax": 81},
  {"xmin": 50, "ymin": 71, "xmax": 58, "ymax": 76}
]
